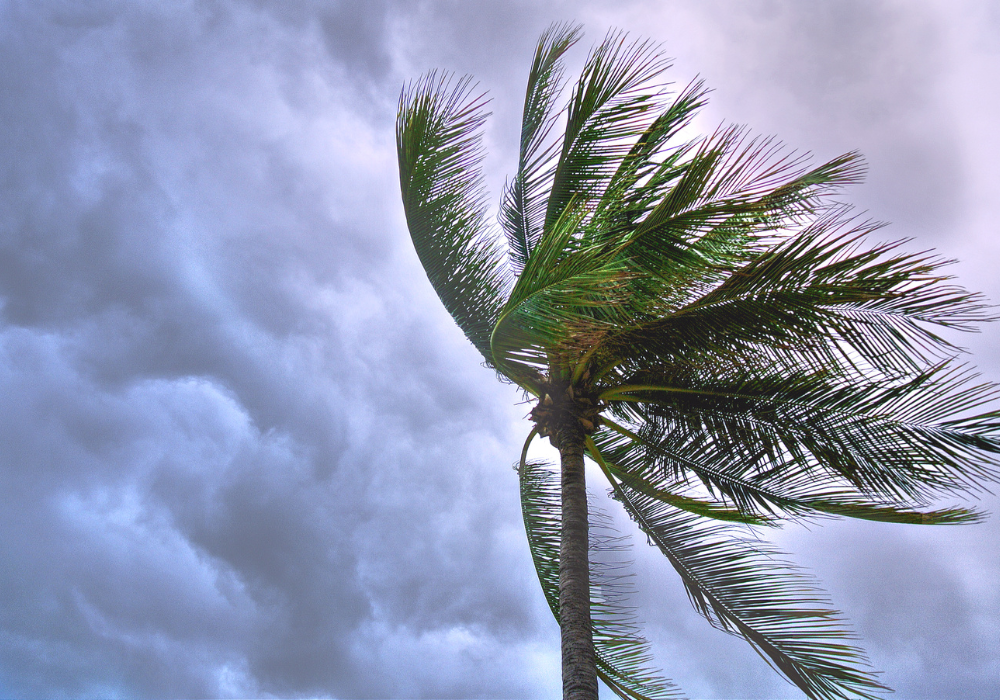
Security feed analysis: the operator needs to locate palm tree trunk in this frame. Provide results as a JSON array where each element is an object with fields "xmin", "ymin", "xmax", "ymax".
[{"xmin": 559, "ymin": 427, "xmax": 598, "ymax": 700}]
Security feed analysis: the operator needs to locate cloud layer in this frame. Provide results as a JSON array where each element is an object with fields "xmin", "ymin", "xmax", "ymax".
[{"xmin": 0, "ymin": 1, "xmax": 998, "ymax": 697}]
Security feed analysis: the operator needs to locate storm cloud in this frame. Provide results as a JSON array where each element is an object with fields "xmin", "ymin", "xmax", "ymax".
[{"xmin": 0, "ymin": 1, "xmax": 998, "ymax": 698}]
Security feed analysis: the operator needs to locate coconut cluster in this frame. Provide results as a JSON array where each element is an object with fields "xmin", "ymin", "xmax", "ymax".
[{"xmin": 529, "ymin": 381, "xmax": 603, "ymax": 445}]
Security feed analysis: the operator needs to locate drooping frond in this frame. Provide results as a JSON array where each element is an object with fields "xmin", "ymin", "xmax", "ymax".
[
  {"xmin": 599, "ymin": 360, "xmax": 1000, "ymax": 508},
  {"xmin": 397, "ymin": 73, "xmax": 509, "ymax": 366},
  {"xmin": 588, "ymin": 439, "xmax": 888, "ymax": 700},
  {"xmin": 518, "ymin": 435, "xmax": 683, "ymax": 700},
  {"xmin": 594, "ymin": 420, "xmax": 985, "ymax": 526},
  {"xmin": 501, "ymin": 22, "xmax": 582, "ymax": 272}
]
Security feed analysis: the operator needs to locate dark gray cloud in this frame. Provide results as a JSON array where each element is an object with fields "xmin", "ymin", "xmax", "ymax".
[
  {"xmin": 0, "ymin": 0, "xmax": 998, "ymax": 698},
  {"xmin": 0, "ymin": 1, "xmax": 550, "ymax": 697}
]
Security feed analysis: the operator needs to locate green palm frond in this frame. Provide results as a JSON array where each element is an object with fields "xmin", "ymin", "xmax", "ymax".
[
  {"xmin": 587, "ymin": 78, "xmax": 709, "ymax": 240},
  {"xmin": 606, "ymin": 135, "xmax": 864, "ymax": 285},
  {"xmin": 501, "ymin": 22, "xmax": 582, "ymax": 271},
  {"xmin": 544, "ymin": 31, "xmax": 672, "ymax": 237},
  {"xmin": 606, "ymin": 210, "xmax": 990, "ymax": 382},
  {"xmin": 589, "ymin": 438, "xmax": 887, "ymax": 700},
  {"xmin": 594, "ymin": 420, "xmax": 985, "ymax": 526},
  {"xmin": 492, "ymin": 200, "xmax": 637, "ymax": 385},
  {"xmin": 599, "ymin": 361, "xmax": 1000, "ymax": 506},
  {"xmin": 621, "ymin": 215, "xmax": 986, "ymax": 377},
  {"xmin": 518, "ymin": 440, "xmax": 683, "ymax": 700},
  {"xmin": 397, "ymin": 73, "xmax": 510, "ymax": 366},
  {"xmin": 589, "ymin": 431, "xmax": 773, "ymax": 526}
]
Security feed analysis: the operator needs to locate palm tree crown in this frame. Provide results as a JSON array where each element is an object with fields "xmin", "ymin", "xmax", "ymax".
[{"xmin": 396, "ymin": 23, "xmax": 1000, "ymax": 700}]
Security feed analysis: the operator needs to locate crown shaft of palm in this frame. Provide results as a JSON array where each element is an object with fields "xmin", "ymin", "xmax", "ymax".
[{"xmin": 396, "ymin": 23, "xmax": 1000, "ymax": 700}]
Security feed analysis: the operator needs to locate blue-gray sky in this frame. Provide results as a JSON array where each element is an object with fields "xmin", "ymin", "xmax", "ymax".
[{"xmin": 1, "ymin": 1, "xmax": 998, "ymax": 698}]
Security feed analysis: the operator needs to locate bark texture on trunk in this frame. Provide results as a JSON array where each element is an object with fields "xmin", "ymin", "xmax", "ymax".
[{"xmin": 558, "ymin": 427, "xmax": 598, "ymax": 700}]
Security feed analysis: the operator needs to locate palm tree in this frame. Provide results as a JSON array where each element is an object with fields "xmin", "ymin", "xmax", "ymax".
[{"xmin": 395, "ymin": 23, "xmax": 1000, "ymax": 700}]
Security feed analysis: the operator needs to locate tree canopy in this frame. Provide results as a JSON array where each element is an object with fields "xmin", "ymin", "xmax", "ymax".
[{"xmin": 396, "ymin": 23, "xmax": 1000, "ymax": 700}]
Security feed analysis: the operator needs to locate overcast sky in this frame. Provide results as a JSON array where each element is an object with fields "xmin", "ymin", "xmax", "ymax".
[{"xmin": 1, "ymin": 1, "xmax": 999, "ymax": 698}]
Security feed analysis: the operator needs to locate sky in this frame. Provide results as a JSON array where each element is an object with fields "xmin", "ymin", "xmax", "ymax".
[{"xmin": 1, "ymin": 1, "xmax": 999, "ymax": 698}]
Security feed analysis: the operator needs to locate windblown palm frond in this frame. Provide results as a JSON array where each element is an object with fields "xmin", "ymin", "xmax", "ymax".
[
  {"xmin": 596, "ymin": 211, "xmax": 991, "ymax": 383},
  {"xmin": 397, "ymin": 73, "xmax": 510, "ymax": 366},
  {"xmin": 589, "ymin": 436, "xmax": 886, "ymax": 700},
  {"xmin": 397, "ymin": 23, "xmax": 1000, "ymax": 700},
  {"xmin": 593, "ymin": 418, "xmax": 985, "ymax": 527},
  {"xmin": 501, "ymin": 22, "xmax": 582, "ymax": 272},
  {"xmin": 544, "ymin": 30, "xmax": 673, "ymax": 236},
  {"xmin": 600, "ymin": 360, "xmax": 1000, "ymax": 503}
]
